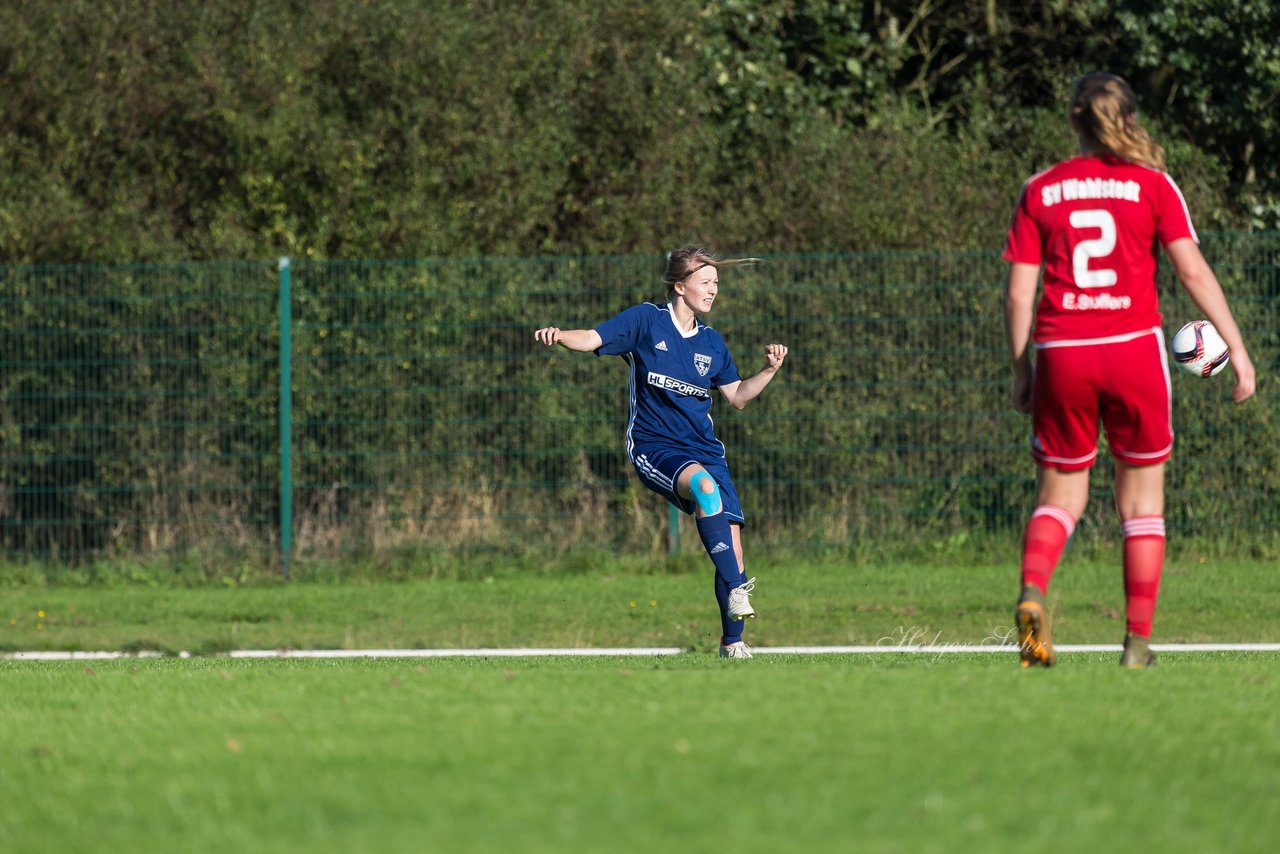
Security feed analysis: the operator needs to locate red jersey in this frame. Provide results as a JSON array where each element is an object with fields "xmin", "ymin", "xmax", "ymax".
[{"xmin": 1003, "ymin": 154, "xmax": 1197, "ymax": 343}]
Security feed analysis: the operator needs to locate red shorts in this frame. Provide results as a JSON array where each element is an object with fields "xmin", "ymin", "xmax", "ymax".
[{"xmin": 1031, "ymin": 328, "xmax": 1172, "ymax": 471}]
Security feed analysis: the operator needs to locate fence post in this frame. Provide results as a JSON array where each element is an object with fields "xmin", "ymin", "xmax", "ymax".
[
  {"xmin": 667, "ymin": 504, "xmax": 680, "ymax": 555},
  {"xmin": 278, "ymin": 257, "xmax": 293, "ymax": 577}
]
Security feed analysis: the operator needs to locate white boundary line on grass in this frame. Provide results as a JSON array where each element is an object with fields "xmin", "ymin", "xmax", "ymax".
[
  {"xmin": 229, "ymin": 647, "xmax": 687, "ymax": 659},
  {"xmin": 5, "ymin": 643, "xmax": 1280, "ymax": 661},
  {"xmin": 759, "ymin": 643, "xmax": 1280, "ymax": 654}
]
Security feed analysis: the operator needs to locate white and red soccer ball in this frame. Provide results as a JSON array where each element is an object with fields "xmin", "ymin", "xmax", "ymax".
[{"xmin": 1171, "ymin": 320, "xmax": 1230, "ymax": 377}]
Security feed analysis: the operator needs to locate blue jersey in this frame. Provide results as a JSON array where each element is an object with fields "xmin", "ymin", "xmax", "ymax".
[{"xmin": 594, "ymin": 303, "xmax": 741, "ymax": 460}]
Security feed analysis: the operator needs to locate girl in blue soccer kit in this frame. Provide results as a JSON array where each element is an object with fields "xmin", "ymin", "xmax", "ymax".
[{"xmin": 535, "ymin": 247, "xmax": 788, "ymax": 658}]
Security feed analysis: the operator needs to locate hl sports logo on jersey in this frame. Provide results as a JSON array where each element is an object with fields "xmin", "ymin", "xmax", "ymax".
[
  {"xmin": 693, "ymin": 353, "xmax": 712, "ymax": 377},
  {"xmin": 646, "ymin": 372, "xmax": 709, "ymax": 398}
]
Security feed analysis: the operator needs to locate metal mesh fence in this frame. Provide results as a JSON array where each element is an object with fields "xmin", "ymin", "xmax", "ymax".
[
  {"xmin": 0, "ymin": 262, "xmax": 279, "ymax": 559},
  {"xmin": 2, "ymin": 236, "xmax": 1277, "ymax": 563}
]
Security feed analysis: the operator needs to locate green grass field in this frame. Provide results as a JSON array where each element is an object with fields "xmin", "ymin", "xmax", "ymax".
[
  {"xmin": 3, "ymin": 654, "xmax": 1278, "ymax": 852},
  {"xmin": 3, "ymin": 556, "xmax": 1279, "ymax": 653},
  {"xmin": 3, "ymin": 556, "xmax": 1279, "ymax": 851}
]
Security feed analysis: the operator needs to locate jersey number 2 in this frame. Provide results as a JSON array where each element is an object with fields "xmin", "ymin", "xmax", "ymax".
[{"xmin": 1069, "ymin": 209, "xmax": 1117, "ymax": 287}]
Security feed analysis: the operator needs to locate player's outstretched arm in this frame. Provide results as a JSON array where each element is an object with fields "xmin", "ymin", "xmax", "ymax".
[
  {"xmin": 534, "ymin": 327, "xmax": 603, "ymax": 353},
  {"xmin": 1164, "ymin": 239, "xmax": 1256, "ymax": 403},
  {"xmin": 719, "ymin": 343, "xmax": 788, "ymax": 410}
]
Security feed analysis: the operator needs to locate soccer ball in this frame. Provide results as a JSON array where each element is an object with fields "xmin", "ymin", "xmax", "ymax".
[{"xmin": 1171, "ymin": 320, "xmax": 1230, "ymax": 377}]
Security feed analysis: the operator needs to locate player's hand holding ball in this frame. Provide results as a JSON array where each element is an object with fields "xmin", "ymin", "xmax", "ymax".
[
  {"xmin": 1171, "ymin": 320, "xmax": 1230, "ymax": 378},
  {"xmin": 1170, "ymin": 319, "xmax": 1255, "ymax": 403}
]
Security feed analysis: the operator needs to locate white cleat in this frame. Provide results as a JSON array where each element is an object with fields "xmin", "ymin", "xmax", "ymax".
[
  {"xmin": 719, "ymin": 641, "xmax": 753, "ymax": 659},
  {"xmin": 726, "ymin": 577, "xmax": 756, "ymax": 620}
]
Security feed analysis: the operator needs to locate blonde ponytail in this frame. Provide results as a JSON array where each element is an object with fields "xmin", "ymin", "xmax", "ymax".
[
  {"xmin": 662, "ymin": 247, "xmax": 762, "ymax": 298},
  {"xmin": 1070, "ymin": 73, "xmax": 1166, "ymax": 170}
]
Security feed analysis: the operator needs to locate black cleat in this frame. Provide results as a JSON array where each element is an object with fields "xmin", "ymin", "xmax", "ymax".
[{"xmin": 1120, "ymin": 632, "xmax": 1157, "ymax": 669}]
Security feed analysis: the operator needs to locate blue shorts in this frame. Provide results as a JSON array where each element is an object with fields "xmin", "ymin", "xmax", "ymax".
[{"xmin": 630, "ymin": 445, "xmax": 745, "ymax": 526}]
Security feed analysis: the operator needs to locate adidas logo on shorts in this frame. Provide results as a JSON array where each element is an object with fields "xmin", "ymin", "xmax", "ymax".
[{"xmin": 710, "ymin": 541, "xmax": 730, "ymax": 554}]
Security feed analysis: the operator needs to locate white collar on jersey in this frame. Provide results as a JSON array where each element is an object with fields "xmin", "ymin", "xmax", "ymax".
[{"xmin": 665, "ymin": 302, "xmax": 700, "ymax": 338}]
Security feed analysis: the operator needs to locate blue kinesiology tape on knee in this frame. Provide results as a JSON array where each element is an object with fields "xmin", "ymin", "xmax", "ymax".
[{"xmin": 689, "ymin": 471, "xmax": 723, "ymax": 516}]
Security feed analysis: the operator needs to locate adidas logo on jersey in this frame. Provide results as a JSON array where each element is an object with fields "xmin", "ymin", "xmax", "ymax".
[
  {"xmin": 710, "ymin": 541, "xmax": 730, "ymax": 554},
  {"xmin": 655, "ymin": 340, "xmax": 669, "ymax": 351}
]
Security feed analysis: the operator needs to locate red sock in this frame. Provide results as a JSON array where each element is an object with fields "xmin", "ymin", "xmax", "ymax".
[
  {"xmin": 1123, "ymin": 516, "xmax": 1166, "ymax": 638},
  {"xmin": 1020, "ymin": 505, "xmax": 1075, "ymax": 595}
]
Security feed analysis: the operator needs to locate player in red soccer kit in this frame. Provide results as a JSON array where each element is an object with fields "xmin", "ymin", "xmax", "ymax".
[{"xmin": 1002, "ymin": 72, "xmax": 1256, "ymax": 668}]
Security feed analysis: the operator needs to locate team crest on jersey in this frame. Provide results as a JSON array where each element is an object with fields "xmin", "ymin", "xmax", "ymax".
[{"xmin": 693, "ymin": 353, "xmax": 712, "ymax": 377}]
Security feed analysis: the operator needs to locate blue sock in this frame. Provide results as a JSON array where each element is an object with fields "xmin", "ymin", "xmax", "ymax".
[
  {"xmin": 698, "ymin": 513, "xmax": 745, "ymax": 645},
  {"xmin": 715, "ymin": 574, "xmax": 742, "ymax": 645},
  {"xmin": 696, "ymin": 513, "xmax": 743, "ymax": 589}
]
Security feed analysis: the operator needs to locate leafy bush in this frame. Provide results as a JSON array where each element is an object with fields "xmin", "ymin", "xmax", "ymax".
[{"xmin": 0, "ymin": 0, "xmax": 1263, "ymax": 263}]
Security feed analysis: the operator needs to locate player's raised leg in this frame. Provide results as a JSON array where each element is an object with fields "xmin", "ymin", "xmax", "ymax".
[{"xmin": 724, "ymin": 523, "xmax": 753, "ymax": 620}]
